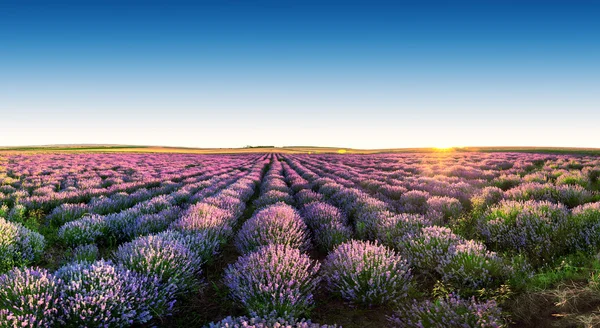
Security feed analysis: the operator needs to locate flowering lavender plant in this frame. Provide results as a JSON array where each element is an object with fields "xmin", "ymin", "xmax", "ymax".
[
  {"xmin": 71, "ymin": 244, "xmax": 99, "ymax": 263},
  {"xmin": 0, "ymin": 267, "xmax": 64, "ymax": 327},
  {"xmin": 56, "ymin": 260, "xmax": 177, "ymax": 326},
  {"xmin": 477, "ymin": 200, "xmax": 570, "ymax": 263},
  {"xmin": 224, "ymin": 244, "xmax": 321, "ymax": 317},
  {"xmin": 58, "ymin": 214, "xmax": 108, "ymax": 246},
  {"xmin": 425, "ymin": 196, "xmax": 463, "ymax": 225},
  {"xmin": 171, "ymin": 202, "xmax": 234, "ymax": 243},
  {"xmin": 253, "ymin": 190, "xmax": 295, "ymax": 209},
  {"xmin": 322, "ymin": 240, "xmax": 412, "ymax": 306},
  {"xmin": 397, "ymin": 226, "xmax": 463, "ymax": 275},
  {"xmin": 114, "ymin": 230, "xmax": 206, "ymax": 292},
  {"xmin": 205, "ymin": 315, "xmax": 338, "ymax": 328},
  {"xmin": 301, "ymin": 202, "xmax": 352, "ymax": 252},
  {"xmin": 440, "ymin": 240, "xmax": 509, "ymax": 290},
  {"xmin": 236, "ymin": 203, "xmax": 311, "ymax": 254},
  {"xmin": 375, "ymin": 213, "xmax": 431, "ymax": 249},
  {"xmin": 0, "ymin": 217, "xmax": 45, "ymax": 273},
  {"xmin": 389, "ymin": 294, "xmax": 506, "ymax": 328}
]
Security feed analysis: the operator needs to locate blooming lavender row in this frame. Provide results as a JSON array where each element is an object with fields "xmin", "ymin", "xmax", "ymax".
[
  {"xmin": 0, "ymin": 217, "xmax": 45, "ymax": 274},
  {"xmin": 0, "ymin": 261, "xmax": 177, "ymax": 327}
]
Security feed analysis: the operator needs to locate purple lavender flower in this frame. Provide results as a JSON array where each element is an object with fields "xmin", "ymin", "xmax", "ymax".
[
  {"xmin": 236, "ymin": 203, "xmax": 311, "ymax": 254},
  {"xmin": 425, "ymin": 196, "xmax": 463, "ymax": 225},
  {"xmin": 440, "ymin": 240, "xmax": 509, "ymax": 290},
  {"xmin": 205, "ymin": 316, "xmax": 339, "ymax": 327},
  {"xmin": 56, "ymin": 260, "xmax": 177, "ymax": 325},
  {"xmin": 0, "ymin": 267, "xmax": 64, "ymax": 327},
  {"xmin": 224, "ymin": 244, "xmax": 320, "ymax": 317},
  {"xmin": 322, "ymin": 240, "xmax": 412, "ymax": 306},
  {"xmin": 471, "ymin": 186, "xmax": 505, "ymax": 212},
  {"xmin": 389, "ymin": 294, "xmax": 506, "ymax": 327},
  {"xmin": 114, "ymin": 230, "xmax": 207, "ymax": 292},
  {"xmin": 253, "ymin": 190, "xmax": 295, "ymax": 209},
  {"xmin": 0, "ymin": 217, "xmax": 45, "ymax": 273},
  {"xmin": 397, "ymin": 226, "xmax": 463, "ymax": 275},
  {"xmin": 301, "ymin": 202, "xmax": 353, "ymax": 252},
  {"xmin": 295, "ymin": 189, "xmax": 324, "ymax": 208},
  {"xmin": 58, "ymin": 214, "xmax": 108, "ymax": 246},
  {"xmin": 71, "ymin": 244, "xmax": 99, "ymax": 263},
  {"xmin": 171, "ymin": 202, "xmax": 234, "ymax": 243},
  {"xmin": 400, "ymin": 190, "xmax": 431, "ymax": 214},
  {"xmin": 375, "ymin": 213, "xmax": 431, "ymax": 248},
  {"xmin": 477, "ymin": 200, "xmax": 570, "ymax": 263}
]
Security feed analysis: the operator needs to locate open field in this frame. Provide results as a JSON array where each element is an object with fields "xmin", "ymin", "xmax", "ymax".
[{"xmin": 2, "ymin": 151, "xmax": 600, "ymax": 327}]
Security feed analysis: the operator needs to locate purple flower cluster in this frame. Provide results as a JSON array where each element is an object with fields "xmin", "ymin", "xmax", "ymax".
[
  {"xmin": 171, "ymin": 202, "xmax": 234, "ymax": 243},
  {"xmin": 56, "ymin": 260, "xmax": 177, "ymax": 326},
  {"xmin": 570, "ymin": 201, "xmax": 600, "ymax": 251},
  {"xmin": 114, "ymin": 230, "xmax": 209, "ymax": 292},
  {"xmin": 254, "ymin": 190, "xmax": 295, "ymax": 209},
  {"xmin": 470, "ymin": 186, "xmax": 505, "ymax": 212},
  {"xmin": 0, "ymin": 217, "xmax": 45, "ymax": 273},
  {"xmin": 206, "ymin": 316, "xmax": 338, "ymax": 328},
  {"xmin": 398, "ymin": 226, "xmax": 463, "ymax": 275},
  {"xmin": 375, "ymin": 213, "xmax": 431, "ymax": 249},
  {"xmin": 440, "ymin": 240, "xmax": 509, "ymax": 290},
  {"xmin": 425, "ymin": 196, "xmax": 463, "ymax": 225},
  {"xmin": 224, "ymin": 244, "xmax": 320, "ymax": 317},
  {"xmin": 295, "ymin": 189, "xmax": 324, "ymax": 208},
  {"xmin": 389, "ymin": 294, "xmax": 505, "ymax": 328},
  {"xmin": 71, "ymin": 244, "xmax": 99, "ymax": 263},
  {"xmin": 399, "ymin": 190, "xmax": 431, "ymax": 214},
  {"xmin": 321, "ymin": 240, "xmax": 412, "ymax": 306},
  {"xmin": 0, "ymin": 267, "xmax": 64, "ymax": 327},
  {"xmin": 58, "ymin": 214, "xmax": 108, "ymax": 246},
  {"xmin": 236, "ymin": 203, "xmax": 311, "ymax": 254},
  {"xmin": 301, "ymin": 202, "xmax": 352, "ymax": 252},
  {"xmin": 477, "ymin": 200, "xmax": 570, "ymax": 262}
]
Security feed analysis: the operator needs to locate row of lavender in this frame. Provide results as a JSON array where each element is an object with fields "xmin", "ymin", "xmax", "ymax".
[
  {"xmin": 283, "ymin": 156, "xmax": 507, "ymax": 326},
  {"xmin": 0, "ymin": 155, "xmax": 261, "ymax": 273},
  {"xmin": 207, "ymin": 154, "xmax": 504, "ymax": 327},
  {"xmin": 0, "ymin": 153, "xmax": 269, "ymax": 326}
]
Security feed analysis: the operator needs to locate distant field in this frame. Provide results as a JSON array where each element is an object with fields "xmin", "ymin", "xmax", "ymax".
[{"xmin": 2, "ymin": 144, "xmax": 599, "ymax": 155}]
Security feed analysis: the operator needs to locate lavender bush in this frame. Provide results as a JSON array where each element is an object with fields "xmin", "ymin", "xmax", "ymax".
[
  {"xmin": 114, "ymin": 230, "xmax": 207, "ymax": 292},
  {"xmin": 477, "ymin": 200, "xmax": 570, "ymax": 263},
  {"xmin": 375, "ymin": 213, "xmax": 431, "ymax": 249},
  {"xmin": 71, "ymin": 244, "xmax": 99, "ymax": 263},
  {"xmin": 171, "ymin": 202, "xmax": 234, "ymax": 243},
  {"xmin": 389, "ymin": 294, "xmax": 506, "ymax": 328},
  {"xmin": 322, "ymin": 240, "xmax": 412, "ymax": 306},
  {"xmin": 440, "ymin": 240, "xmax": 509, "ymax": 290},
  {"xmin": 0, "ymin": 217, "xmax": 45, "ymax": 273},
  {"xmin": 56, "ymin": 260, "xmax": 177, "ymax": 326},
  {"xmin": 236, "ymin": 203, "xmax": 310, "ymax": 254},
  {"xmin": 58, "ymin": 214, "xmax": 108, "ymax": 246},
  {"xmin": 224, "ymin": 244, "xmax": 320, "ymax": 317},
  {"xmin": 253, "ymin": 190, "xmax": 295, "ymax": 209},
  {"xmin": 0, "ymin": 267, "xmax": 64, "ymax": 327},
  {"xmin": 301, "ymin": 202, "xmax": 352, "ymax": 252},
  {"xmin": 398, "ymin": 226, "xmax": 464, "ymax": 276},
  {"xmin": 205, "ymin": 316, "xmax": 338, "ymax": 328}
]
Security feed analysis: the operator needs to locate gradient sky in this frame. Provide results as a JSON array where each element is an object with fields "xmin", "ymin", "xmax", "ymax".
[{"xmin": 1, "ymin": 0, "xmax": 599, "ymax": 148}]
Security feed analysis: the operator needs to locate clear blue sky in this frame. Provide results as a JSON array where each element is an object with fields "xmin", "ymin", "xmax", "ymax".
[{"xmin": 1, "ymin": 0, "xmax": 598, "ymax": 148}]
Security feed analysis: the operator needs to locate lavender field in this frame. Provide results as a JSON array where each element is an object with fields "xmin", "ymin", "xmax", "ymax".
[{"xmin": 2, "ymin": 151, "xmax": 600, "ymax": 327}]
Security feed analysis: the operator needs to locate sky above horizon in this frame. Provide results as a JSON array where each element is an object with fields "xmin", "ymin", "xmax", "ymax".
[{"xmin": 1, "ymin": 0, "xmax": 599, "ymax": 149}]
